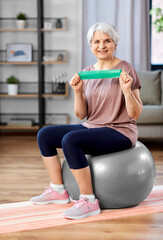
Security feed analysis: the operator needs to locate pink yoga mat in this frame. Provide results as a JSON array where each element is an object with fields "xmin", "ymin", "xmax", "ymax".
[{"xmin": 0, "ymin": 185, "xmax": 163, "ymax": 234}]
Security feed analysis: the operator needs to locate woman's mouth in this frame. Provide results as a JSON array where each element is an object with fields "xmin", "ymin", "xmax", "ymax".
[{"xmin": 98, "ymin": 50, "xmax": 108, "ymax": 54}]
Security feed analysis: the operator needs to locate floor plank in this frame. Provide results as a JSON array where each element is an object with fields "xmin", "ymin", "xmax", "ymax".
[{"xmin": 0, "ymin": 134, "xmax": 163, "ymax": 239}]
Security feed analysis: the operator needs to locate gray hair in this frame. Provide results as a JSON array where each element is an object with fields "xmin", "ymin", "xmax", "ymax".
[{"xmin": 87, "ymin": 22, "xmax": 120, "ymax": 46}]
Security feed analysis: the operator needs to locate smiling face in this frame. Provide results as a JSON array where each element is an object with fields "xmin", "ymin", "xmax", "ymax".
[{"xmin": 91, "ymin": 31, "xmax": 117, "ymax": 61}]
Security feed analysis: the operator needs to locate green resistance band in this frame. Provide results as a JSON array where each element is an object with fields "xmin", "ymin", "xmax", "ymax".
[{"xmin": 78, "ymin": 69, "xmax": 122, "ymax": 80}]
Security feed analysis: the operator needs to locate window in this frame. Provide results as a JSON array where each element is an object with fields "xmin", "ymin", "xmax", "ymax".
[{"xmin": 150, "ymin": 0, "xmax": 163, "ymax": 70}]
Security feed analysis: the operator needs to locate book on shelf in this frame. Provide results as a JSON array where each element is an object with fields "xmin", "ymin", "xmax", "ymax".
[{"xmin": 7, "ymin": 118, "xmax": 34, "ymax": 127}]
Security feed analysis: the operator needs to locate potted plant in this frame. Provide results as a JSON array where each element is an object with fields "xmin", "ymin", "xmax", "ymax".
[
  {"xmin": 55, "ymin": 18, "xmax": 62, "ymax": 28},
  {"xmin": 6, "ymin": 75, "xmax": 19, "ymax": 95},
  {"xmin": 16, "ymin": 12, "xmax": 27, "ymax": 29},
  {"xmin": 149, "ymin": 8, "xmax": 163, "ymax": 32}
]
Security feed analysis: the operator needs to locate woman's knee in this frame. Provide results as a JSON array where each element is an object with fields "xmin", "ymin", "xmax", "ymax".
[
  {"xmin": 37, "ymin": 126, "xmax": 56, "ymax": 148},
  {"xmin": 61, "ymin": 132, "xmax": 87, "ymax": 169},
  {"xmin": 62, "ymin": 131, "xmax": 81, "ymax": 151},
  {"xmin": 37, "ymin": 126, "xmax": 59, "ymax": 156},
  {"xmin": 37, "ymin": 127, "xmax": 48, "ymax": 144},
  {"xmin": 62, "ymin": 132, "xmax": 73, "ymax": 149}
]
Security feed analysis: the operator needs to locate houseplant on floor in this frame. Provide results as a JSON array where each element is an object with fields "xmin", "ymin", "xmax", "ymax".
[
  {"xmin": 16, "ymin": 12, "xmax": 27, "ymax": 29},
  {"xmin": 6, "ymin": 75, "xmax": 19, "ymax": 95}
]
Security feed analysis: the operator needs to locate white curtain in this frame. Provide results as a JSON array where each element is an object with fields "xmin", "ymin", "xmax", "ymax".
[{"xmin": 80, "ymin": 0, "xmax": 150, "ymax": 71}]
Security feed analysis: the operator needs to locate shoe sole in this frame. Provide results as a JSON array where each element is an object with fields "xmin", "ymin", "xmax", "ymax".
[
  {"xmin": 63, "ymin": 208, "xmax": 101, "ymax": 219},
  {"xmin": 31, "ymin": 198, "xmax": 70, "ymax": 205}
]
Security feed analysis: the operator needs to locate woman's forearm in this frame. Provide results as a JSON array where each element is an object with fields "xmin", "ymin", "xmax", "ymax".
[
  {"xmin": 74, "ymin": 90, "xmax": 88, "ymax": 120},
  {"xmin": 69, "ymin": 73, "xmax": 87, "ymax": 119},
  {"xmin": 124, "ymin": 89, "xmax": 143, "ymax": 120}
]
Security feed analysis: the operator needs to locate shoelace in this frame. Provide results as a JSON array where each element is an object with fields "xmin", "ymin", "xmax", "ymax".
[
  {"xmin": 73, "ymin": 198, "xmax": 89, "ymax": 211},
  {"xmin": 42, "ymin": 187, "xmax": 54, "ymax": 196}
]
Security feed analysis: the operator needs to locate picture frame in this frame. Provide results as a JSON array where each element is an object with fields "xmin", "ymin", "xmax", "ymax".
[{"xmin": 6, "ymin": 43, "xmax": 32, "ymax": 62}]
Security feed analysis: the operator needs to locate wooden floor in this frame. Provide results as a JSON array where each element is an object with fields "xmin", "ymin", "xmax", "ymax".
[{"xmin": 0, "ymin": 133, "xmax": 163, "ymax": 239}]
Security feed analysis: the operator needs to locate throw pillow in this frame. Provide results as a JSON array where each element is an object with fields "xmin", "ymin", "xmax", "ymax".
[{"xmin": 137, "ymin": 70, "xmax": 161, "ymax": 105}]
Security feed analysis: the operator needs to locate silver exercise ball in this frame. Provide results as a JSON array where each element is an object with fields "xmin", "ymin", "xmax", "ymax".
[{"xmin": 62, "ymin": 141, "xmax": 156, "ymax": 209}]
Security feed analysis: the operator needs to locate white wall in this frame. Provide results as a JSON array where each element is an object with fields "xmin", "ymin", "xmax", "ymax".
[{"xmin": 0, "ymin": 0, "xmax": 81, "ymax": 125}]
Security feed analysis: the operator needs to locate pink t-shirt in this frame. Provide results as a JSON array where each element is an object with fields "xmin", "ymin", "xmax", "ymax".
[{"xmin": 82, "ymin": 60, "xmax": 141, "ymax": 146}]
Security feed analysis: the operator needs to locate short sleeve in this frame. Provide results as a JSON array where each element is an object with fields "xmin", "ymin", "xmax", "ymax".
[{"xmin": 129, "ymin": 68, "xmax": 141, "ymax": 91}]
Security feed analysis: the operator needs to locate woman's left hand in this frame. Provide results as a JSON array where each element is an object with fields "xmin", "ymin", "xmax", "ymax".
[{"xmin": 119, "ymin": 70, "xmax": 133, "ymax": 95}]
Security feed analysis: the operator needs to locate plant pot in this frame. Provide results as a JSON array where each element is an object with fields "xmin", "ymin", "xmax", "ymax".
[
  {"xmin": 7, "ymin": 84, "xmax": 19, "ymax": 95},
  {"xmin": 17, "ymin": 20, "xmax": 26, "ymax": 29}
]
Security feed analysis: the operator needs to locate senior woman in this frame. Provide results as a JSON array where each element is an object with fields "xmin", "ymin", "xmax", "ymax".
[{"xmin": 31, "ymin": 22, "xmax": 143, "ymax": 219}]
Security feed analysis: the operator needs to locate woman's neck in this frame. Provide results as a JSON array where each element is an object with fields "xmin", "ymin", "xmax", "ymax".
[{"xmin": 94, "ymin": 57, "xmax": 121, "ymax": 70}]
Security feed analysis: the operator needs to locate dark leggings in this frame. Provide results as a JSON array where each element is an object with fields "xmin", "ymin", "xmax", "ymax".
[{"xmin": 37, "ymin": 124, "xmax": 132, "ymax": 169}]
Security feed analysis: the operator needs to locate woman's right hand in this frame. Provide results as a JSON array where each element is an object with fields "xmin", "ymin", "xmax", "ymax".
[{"xmin": 69, "ymin": 73, "xmax": 83, "ymax": 92}]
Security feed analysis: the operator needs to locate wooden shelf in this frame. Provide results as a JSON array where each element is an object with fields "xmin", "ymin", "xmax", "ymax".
[
  {"xmin": 0, "ymin": 83, "xmax": 68, "ymax": 98},
  {"xmin": 42, "ymin": 60, "xmax": 67, "ymax": 64},
  {"xmin": 0, "ymin": 28, "xmax": 37, "ymax": 32},
  {"xmin": 0, "ymin": 61, "xmax": 67, "ymax": 65},
  {"xmin": 43, "ymin": 94, "xmax": 66, "ymax": 97},
  {"xmin": 41, "ymin": 28, "xmax": 67, "ymax": 32},
  {"xmin": 0, "ymin": 2, "xmax": 68, "ymax": 131},
  {"xmin": 0, "ymin": 94, "xmax": 38, "ymax": 98},
  {"xmin": 0, "ymin": 27, "xmax": 66, "ymax": 32},
  {"xmin": 0, "ymin": 62, "xmax": 38, "ymax": 65},
  {"xmin": 0, "ymin": 125, "xmax": 39, "ymax": 130}
]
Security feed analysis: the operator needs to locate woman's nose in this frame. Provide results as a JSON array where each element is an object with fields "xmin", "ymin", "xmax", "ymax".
[{"xmin": 99, "ymin": 42, "xmax": 105, "ymax": 48}]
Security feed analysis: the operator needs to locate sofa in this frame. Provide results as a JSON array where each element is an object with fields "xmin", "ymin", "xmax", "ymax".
[{"xmin": 136, "ymin": 70, "xmax": 163, "ymax": 141}]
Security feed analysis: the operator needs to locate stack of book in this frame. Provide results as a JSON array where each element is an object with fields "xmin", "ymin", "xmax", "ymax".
[{"xmin": 7, "ymin": 118, "xmax": 34, "ymax": 127}]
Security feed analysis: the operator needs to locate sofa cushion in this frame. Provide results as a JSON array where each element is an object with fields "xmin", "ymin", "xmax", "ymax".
[
  {"xmin": 137, "ymin": 71, "xmax": 161, "ymax": 105},
  {"xmin": 137, "ymin": 125, "xmax": 163, "ymax": 139},
  {"xmin": 136, "ymin": 105, "xmax": 163, "ymax": 124}
]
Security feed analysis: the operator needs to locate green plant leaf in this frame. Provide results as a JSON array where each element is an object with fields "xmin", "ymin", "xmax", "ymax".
[
  {"xmin": 6, "ymin": 75, "xmax": 19, "ymax": 84},
  {"xmin": 150, "ymin": 8, "xmax": 163, "ymax": 32},
  {"xmin": 17, "ymin": 12, "xmax": 27, "ymax": 20}
]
